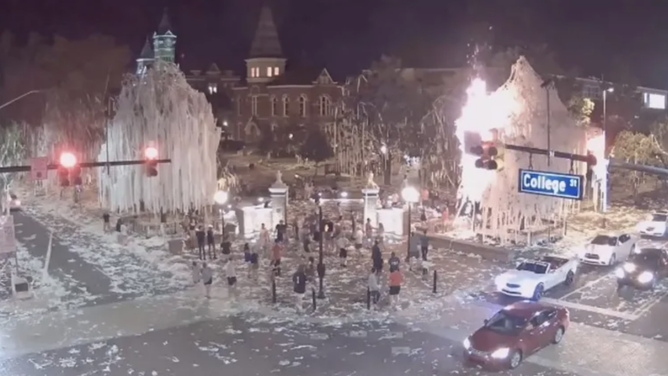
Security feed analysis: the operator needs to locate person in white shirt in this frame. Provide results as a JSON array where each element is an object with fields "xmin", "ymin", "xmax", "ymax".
[
  {"xmin": 337, "ymin": 236, "xmax": 348, "ymax": 267},
  {"xmin": 354, "ymin": 228, "xmax": 364, "ymax": 255},
  {"xmin": 368, "ymin": 268, "xmax": 380, "ymax": 306},
  {"xmin": 225, "ymin": 256, "xmax": 237, "ymax": 298},
  {"xmin": 258, "ymin": 223, "xmax": 270, "ymax": 256},
  {"xmin": 191, "ymin": 261, "xmax": 201, "ymax": 286},
  {"xmin": 200, "ymin": 263, "xmax": 214, "ymax": 299}
]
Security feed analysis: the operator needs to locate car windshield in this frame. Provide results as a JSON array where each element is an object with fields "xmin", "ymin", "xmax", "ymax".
[
  {"xmin": 484, "ymin": 310, "xmax": 528, "ymax": 335},
  {"xmin": 629, "ymin": 250, "xmax": 661, "ymax": 266},
  {"xmin": 591, "ymin": 235, "xmax": 616, "ymax": 246},
  {"xmin": 516, "ymin": 262, "xmax": 548, "ymax": 274},
  {"xmin": 652, "ymin": 214, "xmax": 667, "ymax": 222}
]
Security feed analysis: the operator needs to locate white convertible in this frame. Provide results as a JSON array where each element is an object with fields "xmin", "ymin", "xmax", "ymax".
[
  {"xmin": 636, "ymin": 211, "xmax": 668, "ymax": 237},
  {"xmin": 578, "ymin": 234, "xmax": 637, "ymax": 266},
  {"xmin": 494, "ymin": 256, "xmax": 578, "ymax": 300}
]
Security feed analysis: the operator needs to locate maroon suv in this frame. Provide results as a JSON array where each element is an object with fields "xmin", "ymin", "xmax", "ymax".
[{"xmin": 462, "ymin": 301, "xmax": 569, "ymax": 370}]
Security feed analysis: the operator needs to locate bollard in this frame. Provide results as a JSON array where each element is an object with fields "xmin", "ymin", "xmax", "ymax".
[
  {"xmin": 271, "ymin": 278, "xmax": 277, "ymax": 304},
  {"xmin": 312, "ymin": 288, "xmax": 317, "ymax": 311},
  {"xmin": 366, "ymin": 287, "xmax": 371, "ymax": 310},
  {"xmin": 433, "ymin": 270, "xmax": 438, "ymax": 294}
]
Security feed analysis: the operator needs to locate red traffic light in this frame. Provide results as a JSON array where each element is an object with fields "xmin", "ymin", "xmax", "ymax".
[
  {"xmin": 144, "ymin": 146, "xmax": 158, "ymax": 160},
  {"xmin": 59, "ymin": 152, "xmax": 77, "ymax": 169}
]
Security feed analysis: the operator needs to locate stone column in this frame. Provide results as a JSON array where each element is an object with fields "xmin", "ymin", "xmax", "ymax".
[{"xmin": 269, "ymin": 170, "xmax": 288, "ymax": 227}]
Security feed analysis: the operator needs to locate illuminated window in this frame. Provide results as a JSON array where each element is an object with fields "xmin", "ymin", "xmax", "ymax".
[
  {"xmin": 267, "ymin": 67, "xmax": 273, "ymax": 77},
  {"xmin": 271, "ymin": 96, "xmax": 278, "ymax": 116},
  {"xmin": 282, "ymin": 96, "xmax": 289, "ymax": 116},
  {"xmin": 251, "ymin": 96, "xmax": 258, "ymax": 116},
  {"xmin": 319, "ymin": 96, "xmax": 331, "ymax": 116},
  {"xmin": 298, "ymin": 96, "xmax": 307, "ymax": 117},
  {"xmin": 273, "ymin": 67, "xmax": 279, "ymax": 76},
  {"xmin": 644, "ymin": 92, "xmax": 666, "ymax": 109},
  {"xmin": 208, "ymin": 83, "xmax": 217, "ymax": 94}
]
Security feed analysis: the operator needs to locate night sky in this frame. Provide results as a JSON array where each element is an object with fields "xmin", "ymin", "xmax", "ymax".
[{"xmin": 1, "ymin": 0, "xmax": 667, "ymax": 87}]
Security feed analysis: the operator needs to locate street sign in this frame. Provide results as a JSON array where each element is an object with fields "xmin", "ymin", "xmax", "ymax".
[
  {"xmin": 518, "ymin": 169, "xmax": 584, "ymax": 200},
  {"xmin": 30, "ymin": 156, "xmax": 49, "ymax": 181},
  {"xmin": 0, "ymin": 215, "xmax": 16, "ymax": 255}
]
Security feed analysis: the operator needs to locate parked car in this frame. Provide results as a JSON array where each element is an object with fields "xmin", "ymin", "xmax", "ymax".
[
  {"xmin": 463, "ymin": 301, "xmax": 569, "ymax": 369},
  {"xmin": 636, "ymin": 211, "xmax": 668, "ymax": 237},
  {"xmin": 578, "ymin": 233, "xmax": 637, "ymax": 265},
  {"xmin": 494, "ymin": 256, "xmax": 578, "ymax": 300},
  {"xmin": 616, "ymin": 247, "xmax": 668, "ymax": 291},
  {"xmin": 6, "ymin": 192, "xmax": 20, "ymax": 212}
]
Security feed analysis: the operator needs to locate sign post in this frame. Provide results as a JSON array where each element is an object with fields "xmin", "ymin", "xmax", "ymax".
[
  {"xmin": 30, "ymin": 156, "xmax": 49, "ymax": 181},
  {"xmin": 518, "ymin": 169, "xmax": 584, "ymax": 200}
]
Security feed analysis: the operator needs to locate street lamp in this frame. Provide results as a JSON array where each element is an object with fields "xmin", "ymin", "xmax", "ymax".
[
  {"xmin": 401, "ymin": 186, "xmax": 420, "ymax": 262},
  {"xmin": 214, "ymin": 190, "xmax": 229, "ymax": 235},
  {"xmin": 380, "ymin": 144, "xmax": 388, "ymax": 185},
  {"xmin": 316, "ymin": 197, "xmax": 326, "ymax": 299},
  {"xmin": 602, "ymin": 87, "xmax": 614, "ymax": 227}
]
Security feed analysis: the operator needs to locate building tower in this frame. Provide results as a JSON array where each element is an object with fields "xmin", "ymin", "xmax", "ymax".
[
  {"xmin": 245, "ymin": 4, "xmax": 286, "ymax": 84},
  {"xmin": 153, "ymin": 8, "xmax": 177, "ymax": 63},
  {"xmin": 136, "ymin": 37, "xmax": 154, "ymax": 75}
]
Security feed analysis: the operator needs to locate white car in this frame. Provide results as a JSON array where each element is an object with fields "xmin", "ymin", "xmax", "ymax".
[
  {"xmin": 579, "ymin": 234, "xmax": 637, "ymax": 266},
  {"xmin": 6, "ymin": 193, "xmax": 20, "ymax": 212},
  {"xmin": 636, "ymin": 211, "xmax": 668, "ymax": 237},
  {"xmin": 494, "ymin": 256, "xmax": 578, "ymax": 300}
]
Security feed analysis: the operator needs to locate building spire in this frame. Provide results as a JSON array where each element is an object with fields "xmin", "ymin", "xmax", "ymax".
[
  {"xmin": 157, "ymin": 7, "xmax": 172, "ymax": 35},
  {"xmin": 139, "ymin": 37, "xmax": 153, "ymax": 60},
  {"xmin": 249, "ymin": 4, "xmax": 283, "ymax": 58}
]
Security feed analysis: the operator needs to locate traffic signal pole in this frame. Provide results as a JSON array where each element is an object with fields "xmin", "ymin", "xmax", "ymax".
[{"xmin": 0, "ymin": 159, "xmax": 171, "ymax": 174}]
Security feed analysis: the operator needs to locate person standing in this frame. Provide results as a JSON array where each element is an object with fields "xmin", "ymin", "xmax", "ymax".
[
  {"xmin": 191, "ymin": 261, "xmax": 201, "ymax": 286},
  {"xmin": 292, "ymin": 264, "xmax": 307, "ymax": 312},
  {"xmin": 102, "ymin": 212, "xmax": 111, "ymax": 233},
  {"xmin": 275, "ymin": 220, "xmax": 287, "ymax": 243},
  {"xmin": 305, "ymin": 256, "xmax": 316, "ymax": 291},
  {"xmin": 196, "ymin": 226, "xmax": 206, "ymax": 260},
  {"xmin": 206, "ymin": 225, "xmax": 216, "ymax": 257},
  {"xmin": 221, "ymin": 235, "xmax": 232, "ymax": 262},
  {"xmin": 249, "ymin": 246, "xmax": 260, "ymax": 281},
  {"xmin": 337, "ymin": 235, "xmax": 348, "ymax": 267},
  {"xmin": 225, "ymin": 256, "xmax": 237, "ymax": 299},
  {"xmin": 271, "ymin": 239, "xmax": 282, "ymax": 277},
  {"xmin": 368, "ymin": 268, "xmax": 380, "ymax": 306},
  {"xmin": 354, "ymin": 228, "xmax": 364, "ymax": 255},
  {"xmin": 388, "ymin": 268, "xmax": 404, "ymax": 307},
  {"xmin": 389, "ymin": 252, "xmax": 401, "ymax": 273},
  {"xmin": 371, "ymin": 240, "xmax": 383, "ymax": 274},
  {"xmin": 259, "ymin": 223, "xmax": 270, "ymax": 256},
  {"xmin": 420, "ymin": 230, "xmax": 430, "ymax": 261},
  {"xmin": 365, "ymin": 218, "xmax": 373, "ymax": 246},
  {"xmin": 201, "ymin": 262, "xmax": 213, "ymax": 299}
]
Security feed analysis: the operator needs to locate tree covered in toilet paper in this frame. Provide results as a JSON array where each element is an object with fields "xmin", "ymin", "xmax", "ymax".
[
  {"xmin": 456, "ymin": 57, "xmax": 588, "ymax": 243},
  {"xmin": 97, "ymin": 62, "xmax": 220, "ymax": 213}
]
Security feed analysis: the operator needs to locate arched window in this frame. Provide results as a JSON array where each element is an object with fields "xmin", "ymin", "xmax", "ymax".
[
  {"xmin": 251, "ymin": 95, "xmax": 258, "ymax": 116},
  {"xmin": 319, "ymin": 95, "xmax": 331, "ymax": 116},
  {"xmin": 298, "ymin": 95, "xmax": 307, "ymax": 117},
  {"xmin": 282, "ymin": 95, "xmax": 290, "ymax": 117},
  {"xmin": 270, "ymin": 96, "xmax": 278, "ymax": 116}
]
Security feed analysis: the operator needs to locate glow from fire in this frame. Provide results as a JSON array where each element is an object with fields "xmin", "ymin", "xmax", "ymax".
[
  {"xmin": 455, "ymin": 78, "xmax": 518, "ymax": 203},
  {"xmin": 586, "ymin": 133, "xmax": 606, "ymax": 179}
]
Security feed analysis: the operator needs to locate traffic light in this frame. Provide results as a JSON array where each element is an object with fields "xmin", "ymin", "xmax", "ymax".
[
  {"xmin": 58, "ymin": 152, "xmax": 78, "ymax": 187},
  {"xmin": 58, "ymin": 167, "xmax": 70, "ymax": 187},
  {"xmin": 71, "ymin": 165, "xmax": 83, "ymax": 186},
  {"xmin": 471, "ymin": 141, "xmax": 504, "ymax": 170},
  {"xmin": 144, "ymin": 146, "xmax": 158, "ymax": 177}
]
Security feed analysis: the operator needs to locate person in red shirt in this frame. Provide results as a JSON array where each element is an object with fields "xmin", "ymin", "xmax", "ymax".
[
  {"xmin": 271, "ymin": 239, "xmax": 282, "ymax": 277},
  {"xmin": 388, "ymin": 270, "xmax": 404, "ymax": 307}
]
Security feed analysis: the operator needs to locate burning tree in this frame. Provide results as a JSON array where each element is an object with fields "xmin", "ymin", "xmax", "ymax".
[
  {"xmin": 0, "ymin": 123, "xmax": 27, "ymax": 194},
  {"xmin": 98, "ymin": 62, "xmax": 220, "ymax": 213}
]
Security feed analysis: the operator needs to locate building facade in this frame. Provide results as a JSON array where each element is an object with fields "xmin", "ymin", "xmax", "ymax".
[{"xmin": 136, "ymin": 6, "xmax": 342, "ymax": 140}]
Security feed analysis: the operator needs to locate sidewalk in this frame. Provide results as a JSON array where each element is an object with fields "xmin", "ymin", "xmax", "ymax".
[{"xmin": 396, "ymin": 295, "xmax": 668, "ymax": 376}]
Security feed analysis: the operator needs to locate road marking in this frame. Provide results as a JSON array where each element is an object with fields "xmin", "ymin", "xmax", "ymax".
[
  {"xmin": 348, "ymin": 330, "xmax": 367, "ymax": 338},
  {"xmin": 540, "ymin": 297, "xmax": 639, "ymax": 321},
  {"xmin": 391, "ymin": 346, "xmax": 411, "ymax": 355},
  {"xmin": 309, "ymin": 333, "xmax": 329, "ymax": 340},
  {"xmin": 633, "ymin": 288, "xmax": 668, "ymax": 318},
  {"xmin": 559, "ymin": 272, "xmax": 613, "ymax": 300}
]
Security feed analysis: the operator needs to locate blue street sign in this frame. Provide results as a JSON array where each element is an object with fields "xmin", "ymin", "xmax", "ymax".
[{"xmin": 518, "ymin": 169, "xmax": 584, "ymax": 200}]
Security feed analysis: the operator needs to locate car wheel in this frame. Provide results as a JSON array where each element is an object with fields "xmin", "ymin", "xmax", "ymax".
[
  {"xmin": 609, "ymin": 254, "xmax": 617, "ymax": 266},
  {"xmin": 564, "ymin": 271, "xmax": 575, "ymax": 286},
  {"xmin": 532, "ymin": 283, "xmax": 544, "ymax": 301},
  {"xmin": 508, "ymin": 350, "xmax": 523, "ymax": 369},
  {"xmin": 552, "ymin": 326, "xmax": 565, "ymax": 344}
]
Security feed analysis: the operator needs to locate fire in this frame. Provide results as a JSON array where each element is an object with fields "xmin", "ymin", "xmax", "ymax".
[
  {"xmin": 455, "ymin": 78, "xmax": 518, "ymax": 203},
  {"xmin": 586, "ymin": 133, "xmax": 606, "ymax": 179}
]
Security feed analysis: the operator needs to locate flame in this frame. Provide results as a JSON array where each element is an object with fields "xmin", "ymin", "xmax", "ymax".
[
  {"xmin": 455, "ymin": 78, "xmax": 518, "ymax": 203},
  {"xmin": 586, "ymin": 133, "xmax": 606, "ymax": 178}
]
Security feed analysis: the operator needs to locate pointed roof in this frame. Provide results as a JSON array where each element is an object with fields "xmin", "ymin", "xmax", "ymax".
[
  {"xmin": 138, "ymin": 38, "xmax": 153, "ymax": 60},
  {"xmin": 206, "ymin": 63, "xmax": 221, "ymax": 74},
  {"xmin": 157, "ymin": 8, "xmax": 172, "ymax": 35},
  {"xmin": 249, "ymin": 5, "xmax": 283, "ymax": 58}
]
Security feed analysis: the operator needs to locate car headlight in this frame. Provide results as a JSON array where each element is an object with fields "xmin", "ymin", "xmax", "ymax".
[
  {"xmin": 638, "ymin": 271, "xmax": 654, "ymax": 284},
  {"xmin": 623, "ymin": 263, "xmax": 636, "ymax": 273},
  {"xmin": 491, "ymin": 347, "xmax": 510, "ymax": 359},
  {"xmin": 462, "ymin": 338, "xmax": 471, "ymax": 349},
  {"xmin": 615, "ymin": 268, "xmax": 625, "ymax": 279}
]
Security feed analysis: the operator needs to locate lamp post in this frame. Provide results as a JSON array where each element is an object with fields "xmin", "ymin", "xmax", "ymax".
[
  {"xmin": 401, "ymin": 186, "xmax": 420, "ymax": 262},
  {"xmin": 214, "ymin": 190, "xmax": 229, "ymax": 235},
  {"xmin": 316, "ymin": 198, "xmax": 326, "ymax": 299},
  {"xmin": 602, "ymin": 87, "xmax": 613, "ymax": 228},
  {"xmin": 380, "ymin": 144, "xmax": 388, "ymax": 185}
]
